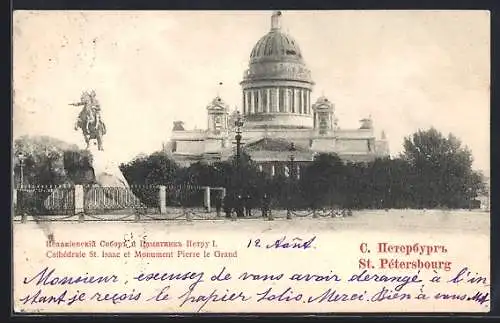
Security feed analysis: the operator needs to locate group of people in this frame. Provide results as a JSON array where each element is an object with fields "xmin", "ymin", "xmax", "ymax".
[{"xmin": 214, "ymin": 192, "xmax": 272, "ymax": 219}]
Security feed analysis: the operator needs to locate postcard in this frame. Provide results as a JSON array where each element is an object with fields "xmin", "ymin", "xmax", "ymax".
[{"xmin": 12, "ymin": 10, "xmax": 490, "ymax": 313}]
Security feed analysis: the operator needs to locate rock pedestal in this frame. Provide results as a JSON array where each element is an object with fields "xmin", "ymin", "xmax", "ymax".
[
  {"xmin": 43, "ymin": 146, "xmax": 141, "ymax": 213},
  {"xmin": 85, "ymin": 146, "xmax": 142, "ymax": 209},
  {"xmin": 89, "ymin": 147, "xmax": 129, "ymax": 188}
]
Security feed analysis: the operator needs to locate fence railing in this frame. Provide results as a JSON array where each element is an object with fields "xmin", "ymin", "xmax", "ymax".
[
  {"xmin": 13, "ymin": 184, "xmax": 355, "ymax": 222},
  {"xmin": 15, "ymin": 185, "xmax": 75, "ymax": 216},
  {"xmin": 13, "ymin": 184, "xmax": 228, "ymax": 221}
]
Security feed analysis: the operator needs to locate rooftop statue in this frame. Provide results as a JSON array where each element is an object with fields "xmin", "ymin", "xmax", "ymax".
[{"xmin": 70, "ymin": 90, "xmax": 107, "ymax": 151}]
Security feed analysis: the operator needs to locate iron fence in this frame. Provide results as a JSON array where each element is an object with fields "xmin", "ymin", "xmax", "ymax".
[
  {"xmin": 13, "ymin": 183, "xmax": 352, "ymax": 222},
  {"xmin": 83, "ymin": 185, "xmax": 155, "ymax": 215},
  {"xmin": 15, "ymin": 184, "xmax": 75, "ymax": 216}
]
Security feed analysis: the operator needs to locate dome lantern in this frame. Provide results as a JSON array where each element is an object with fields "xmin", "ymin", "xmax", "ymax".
[{"xmin": 271, "ymin": 11, "xmax": 282, "ymax": 30}]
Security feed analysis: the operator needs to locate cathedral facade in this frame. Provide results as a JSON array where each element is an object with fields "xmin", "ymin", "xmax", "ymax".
[{"xmin": 164, "ymin": 11, "xmax": 389, "ymax": 175}]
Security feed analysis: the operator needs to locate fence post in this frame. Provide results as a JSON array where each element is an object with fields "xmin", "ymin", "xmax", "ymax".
[
  {"xmin": 13, "ymin": 188, "xmax": 17, "ymax": 210},
  {"xmin": 74, "ymin": 185, "xmax": 84, "ymax": 222},
  {"xmin": 159, "ymin": 185, "xmax": 166, "ymax": 214},
  {"xmin": 204, "ymin": 186, "xmax": 211, "ymax": 213},
  {"xmin": 312, "ymin": 209, "xmax": 318, "ymax": 219}
]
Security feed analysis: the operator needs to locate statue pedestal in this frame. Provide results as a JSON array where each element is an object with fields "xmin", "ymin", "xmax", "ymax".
[{"xmin": 89, "ymin": 147, "xmax": 129, "ymax": 188}]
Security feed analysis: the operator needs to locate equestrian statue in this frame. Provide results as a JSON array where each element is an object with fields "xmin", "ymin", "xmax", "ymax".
[{"xmin": 70, "ymin": 90, "xmax": 107, "ymax": 151}]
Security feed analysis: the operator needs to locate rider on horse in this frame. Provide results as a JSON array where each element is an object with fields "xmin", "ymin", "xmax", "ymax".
[{"xmin": 71, "ymin": 90, "xmax": 101, "ymax": 134}]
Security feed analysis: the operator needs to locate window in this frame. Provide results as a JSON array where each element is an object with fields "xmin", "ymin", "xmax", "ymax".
[
  {"xmin": 270, "ymin": 89, "xmax": 277, "ymax": 112},
  {"xmin": 289, "ymin": 89, "xmax": 294, "ymax": 113},
  {"xmin": 261, "ymin": 89, "xmax": 268, "ymax": 113}
]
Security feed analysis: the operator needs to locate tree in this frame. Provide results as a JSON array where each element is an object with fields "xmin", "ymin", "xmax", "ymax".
[
  {"xmin": 401, "ymin": 128, "xmax": 484, "ymax": 208},
  {"xmin": 301, "ymin": 153, "xmax": 347, "ymax": 208},
  {"xmin": 13, "ymin": 135, "xmax": 89, "ymax": 186},
  {"xmin": 119, "ymin": 151, "xmax": 179, "ymax": 186}
]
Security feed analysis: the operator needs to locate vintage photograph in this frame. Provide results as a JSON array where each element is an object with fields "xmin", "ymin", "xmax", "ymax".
[{"xmin": 12, "ymin": 10, "xmax": 490, "ymax": 313}]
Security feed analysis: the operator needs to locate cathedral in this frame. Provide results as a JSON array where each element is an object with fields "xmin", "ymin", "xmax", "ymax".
[{"xmin": 164, "ymin": 11, "xmax": 389, "ymax": 176}]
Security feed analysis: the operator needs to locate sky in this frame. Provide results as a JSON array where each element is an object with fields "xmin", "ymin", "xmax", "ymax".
[{"xmin": 13, "ymin": 10, "xmax": 490, "ymax": 172}]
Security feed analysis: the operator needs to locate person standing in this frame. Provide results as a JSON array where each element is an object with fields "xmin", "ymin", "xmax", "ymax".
[
  {"xmin": 244, "ymin": 193, "xmax": 252, "ymax": 217},
  {"xmin": 262, "ymin": 193, "xmax": 271, "ymax": 219},
  {"xmin": 223, "ymin": 193, "xmax": 232, "ymax": 218},
  {"xmin": 236, "ymin": 193, "xmax": 245, "ymax": 218},
  {"xmin": 215, "ymin": 192, "xmax": 223, "ymax": 217}
]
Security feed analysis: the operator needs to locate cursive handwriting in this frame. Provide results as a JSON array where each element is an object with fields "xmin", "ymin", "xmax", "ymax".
[
  {"xmin": 348, "ymin": 269, "xmax": 422, "ymax": 291},
  {"xmin": 23, "ymin": 267, "xmax": 119, "ymax": 286},
  {"xmin": 178, "ymin": 286, "xmax": 251, "ymax": 312},
  {"xmin": 247, "ymin": 236, "xmax": 317, "ymax": 250},
  {"xmin": 133, "ymin": 270, "xmax": 204, "ymax": 290},
  {"xmin": 17, "ymin": 266, "xmax": 490, "ymax": 310},
  {"xmin": 447, "ymin": 267, "xmax": 489, "ymax": 285}
]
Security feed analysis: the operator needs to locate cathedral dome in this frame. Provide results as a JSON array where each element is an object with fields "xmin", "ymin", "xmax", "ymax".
[
  {"xmin": 240, "ymin": 11, "xmax": 314, "ymax": 130},
  {"xmin": 250, "ymin": 28, "xmax": 303, "ymax": 64}
]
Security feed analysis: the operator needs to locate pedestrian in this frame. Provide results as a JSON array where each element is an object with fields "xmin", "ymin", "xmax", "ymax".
[
  {"xmin": 244, "ymin": 193, "xmax": 252, "ymax": 217},
  {"xmin": 215, "ymin": 192, "xmax": 223, "ymax": 217},
  {"xmin": 236, "ymin": 193, "xmax": 245, "ymax": 218},
  {"xmin": 262, "ymin": 193, "xmax": 271, "ymax": 219},
  {"xmin": 223, "ymin": 193, "xmax": 232, "ymax": 218}
]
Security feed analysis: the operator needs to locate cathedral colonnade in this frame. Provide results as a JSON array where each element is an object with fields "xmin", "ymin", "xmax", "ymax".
[{"xmin": 242, "ymin": 87, "xmax": 311, "ymax": 115}]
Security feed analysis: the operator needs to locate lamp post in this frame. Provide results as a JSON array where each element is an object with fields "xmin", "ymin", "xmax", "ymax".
[
  {"xmin": 18, "ymin": 153, "xmax": 25, "ymax": 189},
  {"xmin": 234, "ymin": 111, "xmax": 244, "ymax": 166},
  {"xmin": 233, "ymin": 111, "xmax": 244, "ymax": 219},
  {"xmin": 287, "ymin": 143, "xmax": 297, "ymax": 219}
]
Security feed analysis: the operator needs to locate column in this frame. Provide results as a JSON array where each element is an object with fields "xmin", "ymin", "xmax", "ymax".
[
  {"xmin": 254, "ymin": 90, "xmax": 258, "ymax": 114},
  {"xmin": 298, "ymin": 89, "xmax": 303, "ymax": 114},
  {"xmin": 284, "ymin": 88, "xmax": 290, "ymax": 113},
  {"xmin": 266, "ymin": 88, "xmax": 270, "ymax": 113},
  {"xmin": 242, "ymin": 92, "xmax": 247, "ymax": 115},
  {"xmin": 250, "ymin": 90, "xmax": 255, "ymax": 114},
  {"xmin": 293, "ymin": 88, "xmax": 301, "ymax": 113},
  {"xmin": 258, "ymin": 89, "xmax": 263, "ymax": 113},
  {"xmin": 273, "ymin": 87, "xmax": 279, "ymax": 113},
  {"xmin": 247, "ymin": 91, "xmax": 252, "ymax": 114},
  {"xmin": 305, "ymin": 90, "xmax": 310, "ymax": 114}
]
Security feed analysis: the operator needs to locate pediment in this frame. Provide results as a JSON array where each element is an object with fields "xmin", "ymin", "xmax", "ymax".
[{"xmin": 244, "ymin": 137, "xmax": 310, "ymax": 152}]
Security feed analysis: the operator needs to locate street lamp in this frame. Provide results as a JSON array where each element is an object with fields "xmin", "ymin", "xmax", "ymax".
[
  {"xmin": 18, "ymin": 153, "xmax": 25, "ymax": 189},
  {"xmin": 233, "ymin": 110, "xmax": 244, "ymax": 218},
  {"xmin": 234, "ymin": 111, "xmax": 244, "ymax": 164},
  {"xmin": 287, "ymin": 143, "xmax": 297, "ymax": 219}
]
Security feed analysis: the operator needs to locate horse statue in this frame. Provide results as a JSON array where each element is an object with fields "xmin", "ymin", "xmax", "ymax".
[{"xmin": 70, "ymin": 90, "xmax": 107, "ymax": 151}]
